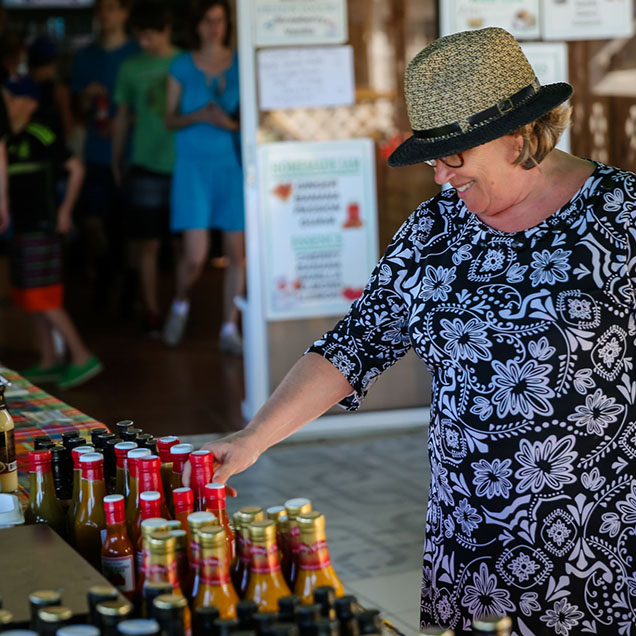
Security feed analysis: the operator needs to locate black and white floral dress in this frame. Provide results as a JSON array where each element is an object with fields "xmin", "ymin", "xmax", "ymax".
[{"xmin": 309, "ymin": 162, "xmax": 636, "ymax": 635}]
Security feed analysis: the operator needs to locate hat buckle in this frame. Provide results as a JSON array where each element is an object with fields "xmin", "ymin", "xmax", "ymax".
[{"xmin": 497, "ymin": 98, "xmax": 514, "ymax": 115}]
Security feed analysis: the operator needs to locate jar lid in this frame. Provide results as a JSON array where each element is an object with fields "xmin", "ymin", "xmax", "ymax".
[{"xmin": 38, "ymin": 606, "xmax": 72, "ymax": 622}]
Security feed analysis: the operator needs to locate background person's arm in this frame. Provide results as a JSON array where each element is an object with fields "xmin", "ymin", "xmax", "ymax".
[
  {"xmin": 111, "ymin": 103, "xmax": 129, "ymax": 187},
  {"xmin": 185, "ymin": 352, "xmax": 353, "ymax": 490}
]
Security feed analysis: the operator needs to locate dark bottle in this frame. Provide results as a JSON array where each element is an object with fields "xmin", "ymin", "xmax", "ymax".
[
  {"xmin": 267, "ymin": 623, "xmax": 299, "ymax": 636},
  {"xmin": 96, "ymin": 433, "xmax": 117, "ymax": 452},
  {"xmin": 473, "ymin": 616, "xmax": 512, "ymax": 636},
  {"xmin": 104, "ymin": 438, "xmax": 122, "ymax": 494},
  {"xmin": 116, "ymin": 420, "xmax": 135, "ymax": 439},
  {"xmin": 90, "ymin": 428, "xmax": 107, "ymax": 445},
  {"xmin": 37, "ymin": 441, "xmax": 57, "ymax": 451},
  {"xmin": 194, "ymin": 606, "xmax": 220, "ymax": 636},
  {"xmin": 33, "ymin": 435, "xmax": 52, "ymax": 450},
  {"xmin": 334, "ymin": 596, "xmax": 359, "ymax": 636},
  {"xmin": 87, "ymin": 586, "xmax": 119, "ymax": 627},
  {"xmin": 253, "ymin": 612, "xmax": 277, "ymax": 636},
  {"xmin": 355, "ymin": 611, "xmax": 382, "ymax": 636},
  {"xmin": 212, "ymin": 618, "xmax": 239, "ymax": 636},
  {"xmin": 117, "ymin": 619, "xmax": 161, "ymax": 635},
  {"xmin": 313, "ymin": 618, "xmax": 339, "ymax": 636},
  {"xmin": 96, "ymin": 600, "xmax": 134, "ymax": 636},
  {"xmin": 37, "ymin": 606, "xmax": 72, "ymax": 636},
  {"xmin": 122, "ymin": 428, "xmax": 143, "ymax": 443},
  {"xmin": 136, "ymin": 434, "xmax": 154, "ymax": 449},
  {"xmin": 0, "ymin": 608, "xmax": 13, "ymax": 629},
  {"xmin": 296, "ymin": 605, "xmax": 320, "ymax": 636},
  {"xmin": 50, "ymin": 445, "xmax": 73, "ymax": 501},
  {"xmin": 278, "ymin": 595, "xmax": 301, "ymax": 624},
  {"xmin": 153, "ymin": 594, "xmax": 188, "ymax": 636},
  {"xmin": 143, "ymin": 582, "xmax": 173, "ymax": 620},
  {"xmin": 62, "ymin": 431, "xmax": 80, "ymax": 447},
  {"xmin": 28, "ymin": 590, "xmax": 62, "ymax": 630},
  {"xmin": 237, "ymin": 600, "xmax": 259, "ymax": 631},
  {"xmin": 313, "ymin": 588, "xmax": 336, "ymax": 620}
]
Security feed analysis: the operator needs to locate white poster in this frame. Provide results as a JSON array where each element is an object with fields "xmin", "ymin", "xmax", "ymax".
[
  {"xmin": 521, "ymin": 42, "xmax": 570, "ymax": 152},
  {"xmin": 258, "ymin": 46, "xmax": 355, "ymax": 111},
  {"xmin": 542, "ymin": 0, "xmax": 633, "ymax": 41},
  {"xmin": 254, "ymin": 0, "xmax": 348, "ymax": 47},
  {"xmin": 259, "ymin": 139, "xmax": 378, "ymax": 321},
  {"xmin": 440, "ymin": 0, "xmax": 541, "ymax": 39}
]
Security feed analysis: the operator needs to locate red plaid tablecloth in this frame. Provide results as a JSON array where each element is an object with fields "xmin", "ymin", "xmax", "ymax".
[{"xmin": 1, "ymin": 367, "xmax": 109, "ymax": 507}]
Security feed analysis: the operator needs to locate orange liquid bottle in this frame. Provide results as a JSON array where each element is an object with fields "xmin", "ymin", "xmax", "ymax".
[
  {"xmin": 231, "ymin": 507, "xmax": 265, "ymax": 598},
  {"xmin": 66, "ymin": 444, "xmax": 94, "ymax": 544},
  {"xmin": 125, "ymin": 448, "xmax": 152, "ymax": 540},
  {"xmin": 204, "ymin": 483, "xmax": 235, "ymax": 559},
  {"xmin": 138, "ymin": 455, "xmax": 171, "ymax": 519},
  {"xmin": 186, "ymin": 510, "xmax": 217, "ymax": 602},
  {"xmin": 157, "ymin": 436, "xmax": 179, "ymax": 515},
  {"xmin": 145, "ymin": 530, "xmax": 192, "ymax": 633},
  {"xmin": 284, "ymin": 498, "xmax": 312, "ymax": 589},
  {"xmin": 74, "ymin": 452, "xmax": 107, "ymax": 568},
  {"xmin": 173, "ymin": 487, "xmax": 194, "ymax": 545},
  {"xmin": 189, "ymin": 450, "xmax": 213, "ymax": 512},
  {"xmin": 169, "ymin": 444, "xmax": 193, "ymax": 492},
  {"xmin": 170, "ymin": 528, "xmax": 190, "ymax": 599},
  {"xmin": 193, "ymin": 525, "xmax": 239, "ymax": 617},
  {"xmin": 113, "ymin": 441, "xmax": 137, "ymax": 500},
  {"xmin": 24, "ymin": 450, "xmax": 66, "ymax": 538},
  {"xmin": 245, "ymin": 520, "xmax": 291, "ymax": 612},
  {"xmin": 294, "ymin": 511, "xmax": 344, "ymax": 603},
  {"xmin": 136, "ymin": 517, "xmax": 170, "ymax": 610},
  {"xmin": 266, "ymin": 506, "xmax": 290, "ymax": 576},
  {"xmin": 101, "ymin": 494, "xmax": 136, "ymax": 600}
]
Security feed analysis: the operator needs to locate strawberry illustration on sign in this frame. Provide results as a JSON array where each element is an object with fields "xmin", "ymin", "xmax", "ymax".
[
  {"xmin": 272, "ymin": 183, "xmax": 293, "ymax": 201},
  {"xmin": 343, "ymin": 203, "xmax": 363, "ymax": 228},
  {"xmin": 342, "ymin": 287, "xmax": 363, "ymax": 301}
]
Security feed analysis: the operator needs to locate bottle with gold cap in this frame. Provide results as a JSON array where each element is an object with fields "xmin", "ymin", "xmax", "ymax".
[
  {"xmin": 136, "ymin": 518, "xmax": 170, "ymax": 605},
  {"xmin": 125, "ymin": 448, "xmax": 152, "ymax": 538},
  {"xmin": 284, "ymin": 498, "xmax": 312, "ymax": 589},
  {"xmin": 266, "ymin": 506, "xmax": 291, "ymax": 581},
  {"xmin": 245, "ymin": 520, "xmax": 291, "ymax": 612},
  {"xmin": 193, "ymin": 525, "xmax": 239, "ymax": 617},
  {"xmin": 96, "ymin": 600, "xmax": 134, "ymax": 636},
  {"xmin": 473, "ymin": 616, "xmax": 512, "ymax": 636},
  {"xmin": 145, "ymin": 531, "xmax": 191, "ymax": 634},
  {"xmin": 29, "ymin": 590, "xmax": 62, "ymax": 631},
  {"xmin": 170, "ymin": 528, "xmax": 190, "ymax": 598},
  {"xmin": 294, "ymin": 511, "xmax": 344, "ymax": 603},
  {"xmin": 38, "ymin": 606, "xmax": 72, "ymax": 636},
  {"xmin": 420, "ymin": 628, "xmax": 455, "ymax": 636},
  {"xmin": 231, "ymin": 507, "xmax": 265, "ymax": 598},
  {"xmin": 153, "ymin": 594, "xmax": 188, "ymax": 636},
  {"xmin": 75, "ymin": 452, "xmax": 107, "ymax": 568},
  {"xmin": 143, "ymin": 581, "xmax": 173, "ymax": 620},
  {"xmin": 186, "ymin": 510, "xmax": 217, "ymax": 601},
  {"xmin": 204, "ymin": 483, "xmax": 235, "ymax": 559},
  {"xmin": 24, "ymin": 449, "xmax": 66, "ymax": 538},
  {"xmin": 87, "ymin": 586, "xmax": 119, "ymax": 626},
  {"xmin": 0, "ymin": 609, "xmax": 13, "ymax": 631}
]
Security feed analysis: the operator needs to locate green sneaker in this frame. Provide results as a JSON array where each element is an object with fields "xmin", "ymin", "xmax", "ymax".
[
  {"xmin": 21, "ymin": 363, "xmax": 66, "ymax": 384},
  {"xmin": 57, "ymin": 356, "xmax": 103, "ymax": 390}
]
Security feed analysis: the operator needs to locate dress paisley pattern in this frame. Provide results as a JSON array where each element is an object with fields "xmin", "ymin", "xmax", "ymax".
[{"xmin": 308, "ymin": 162, "xmax": 636, "ymax": 635}]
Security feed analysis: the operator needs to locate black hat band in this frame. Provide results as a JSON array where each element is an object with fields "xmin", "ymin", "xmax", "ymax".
[{"xmin": 412, "ymin": 77, "xmax": 541, "ymax": 141}]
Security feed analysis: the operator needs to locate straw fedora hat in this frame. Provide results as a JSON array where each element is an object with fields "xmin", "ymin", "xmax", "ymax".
[{"xmin": 388, "ymin": 27, "xmax": 573, "ymax": 167}]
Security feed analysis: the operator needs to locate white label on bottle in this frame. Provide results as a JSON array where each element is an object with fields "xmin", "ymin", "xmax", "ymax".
[{"xmin": 101, "ymin": 555, "xmax": 135, "ymax": 592}]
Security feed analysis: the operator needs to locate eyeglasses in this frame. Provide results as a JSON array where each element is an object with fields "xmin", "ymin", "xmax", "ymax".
[{"xmin": 424, "ymin": 153, "xmax": 464, "ymax": 168}]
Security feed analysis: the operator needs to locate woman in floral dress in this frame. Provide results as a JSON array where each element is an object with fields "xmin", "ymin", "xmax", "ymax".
[{"xmin": 193, "ymin": 28, "xmax": 636, "ymax": 635}]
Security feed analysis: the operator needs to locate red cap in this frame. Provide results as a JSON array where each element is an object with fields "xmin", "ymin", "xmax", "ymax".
[
  {"xmin": 79, "ymin": 452, "xmax": 104, "ymax": 481},
  {"xmin": 170, "ymin": 444, "xmax": 194, "ymax": 474},
  {"xmin": 104, "ymin": 494, "xmax": 126, "ymax": 525},
  {"xmin": 140, "ymin": 490, "xmax": 162, "ymax": 520},
  {"xmin": 72, "ymin": 445, "xmax": 95, "ymax": 469},
  {"xmin": 114, "ymin": 441, "xmax": 138, "ymax": 468},
  {"xmin": 157, "ymin": 436, "xmax": 180, "ymax": 463},
  {"xmin": 127, "ymin": 448, "xmax": 152, "ymax": 478},
  {"xmin": 28, "ymin": 449, "xmax": 52, "ymax": 473},
  {"xmin": 204, "ymin": 482, "xmax": 226, "ymax": 507},
  {"xmin": 173, "ymin": 487, "xmax": 194, "ymax": 514}
]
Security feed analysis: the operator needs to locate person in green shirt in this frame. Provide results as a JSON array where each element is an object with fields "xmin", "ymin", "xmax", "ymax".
[{"xmin": 112, "ymin": 0, "xmax": 179, "ymax": 336}]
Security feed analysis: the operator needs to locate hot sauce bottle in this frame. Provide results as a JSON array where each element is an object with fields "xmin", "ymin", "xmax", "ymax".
[
  {"xmin": 245, "ymin": 520, "xmax": 291, "ymax": 612},
  {"xmin": 170, "ymin": 528, "xmax": 190, "ymax": 598},
  {"xmin": 137, "ymin": 517, "xmax": 170, "ymax": 609},
  {"xmin": 189, "ymin": 450, "xmax": 214, "ymax": 512},
  {"xmin": 74, "ymin": 452, "xmax": 107, "ymax": 568},
  {"xmin": 101, "ymin": 494, "xmax": 136, "ymax": 600},
  {"xmin": 284, "ymin": 498, "xmax": 312, "ymax": 589},
  {"xmin": 114, "ymin": 441, "xmax": 138, "ymax": 499},
  {"xmin": 138, "ymin": 455, "xmax": 171, "ymax": 519},
  {"xmin": 193, "ymin": 525, "xmax": 239, "ymax": 618},
  {"xmin": 231, "ymin": 507, "xmax": 265, "ymax": 598},
  {"xmin": 125, "ymin": 448, "xmax": 152, "ymax": 540},
  {"xmin": 67, "ymin": 445, "xmax": 95, "ymax": 543},
  {"xmin": 173, "ymin": 487, "xmax": 194, "ymax": 543},
  {"xmin": 204, "ymin": 483, "xmax": 235, "ymax": 558},
  {"xmin": 24, "ymin": 449, "xmax": 66, "ymax": 538},
  {"xmin": 266, "ymin": 506, "xmax": 291, "ymax": 577},
  {"xmin": 169, "ymin": 444, "xmax": 193, "ymax": 492},
  {"xmin": 186, "ymin": 511, "xmax": 217, "ymax": 601},
  {"xmin": 157, "ymin": 436, "xmax": 179, "ymax": 514},
  {"xmin": 294, "ymin": 511, "xmax": 344, "ymax": 603}
]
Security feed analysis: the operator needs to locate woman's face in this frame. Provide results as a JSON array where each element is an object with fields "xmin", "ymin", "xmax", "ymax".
[
  {"xmin": 431, "ymin": 135, "xmax": 525, "ymax": 220},
  {"xmin": 198, "ymin": 5, "xmax": 228, "ymax": 46}
]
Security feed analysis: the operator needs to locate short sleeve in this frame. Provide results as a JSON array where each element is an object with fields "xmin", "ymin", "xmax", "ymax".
[
  {"xmin": 169, "ymin": 53, "xmax": 189, "ymax": 85},
  {"xmin": 307, "ymin": 212, "xmax": 423, "ymax": 411},
  {"xmin": 113, "ymin": 58, "xmax": 133, "ymax": 107}
]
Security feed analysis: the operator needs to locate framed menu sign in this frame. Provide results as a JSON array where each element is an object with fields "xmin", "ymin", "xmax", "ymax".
[
  {"xmin": 440, "ymin": 0, "xmax": 541, "ymax": 39},
  {"xmin": 542, "ymin": 0, "xmax": 633, "ymax": 41},
  {"xmin": 259, "ymin": 139, "xmax": 378, "ymax": 321}
]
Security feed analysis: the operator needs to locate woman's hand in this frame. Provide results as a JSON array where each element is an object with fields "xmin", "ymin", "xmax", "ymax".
[
  {"xmin": 198, "ymin": 102, "xmax": 239, "ymax": 131},
  {"xmin": 182, "ymin": 429, "xmax": 263, "ymax": 496}
]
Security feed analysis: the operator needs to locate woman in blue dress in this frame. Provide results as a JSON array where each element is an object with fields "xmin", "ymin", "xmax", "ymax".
[
  {"xmin": 188, "ymin": 28, "xmax": 636, "ymax": 634},
  {"xmin": 163, "ymin": 0, "xmax": 244, "ymax": 352}
]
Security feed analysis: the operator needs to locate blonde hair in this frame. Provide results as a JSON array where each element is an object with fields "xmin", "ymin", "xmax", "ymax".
[{"xmin": 511, "ymin": 104, "xmax": 572, "ymax": 169}]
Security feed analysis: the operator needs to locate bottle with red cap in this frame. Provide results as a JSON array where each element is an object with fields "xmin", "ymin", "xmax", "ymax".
[
  {"xmin": 114, "ymin": 441, "xmax": 138, "ymax": 500},
  {"xmin": 190, "ymin": 450, "xmax": 214, "ymax": 512},
  {"xmin": 66, "ymin": 445, "xmax": 95, "ymax": 542},
  {"xmin": 24, "ymin": 449, "xmax": 66, "ymax": 538},
  {"xmin": 138, "ymin": 455, "xmax": 171, "ymax": 519},
  {"xmin": 169, "ymin": 444, "xmax": 193, "ymax": 492},
  {"xmin": 125, "ymin": 448, "xmax": 152, "ymax": 539},
  {"xmin": 101, "ymin": 494, "xmax": 136, "ymax": 600},
  {"xmin": 74, "ymin": 452, "xmax": 107, "ymax": 568},
  {"xmin": 156, "ymin": 436, "xmax": 179, "ymax": 513},
  {"xmin": 173, "ymin": 487, "xmax": 194, "ymax": 544},
  {"xmin": 135, "ymin": 491, "xmax": 164, "ymax": 573},
  {"xmin": 204, "ymin": 483, "xmax": 234, "ymax": 559}
]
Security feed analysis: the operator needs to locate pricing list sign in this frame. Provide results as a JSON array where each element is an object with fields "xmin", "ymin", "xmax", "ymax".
[{"xmin": 259, "ymin": 139, "xmax": 378, "ymax": 321}]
